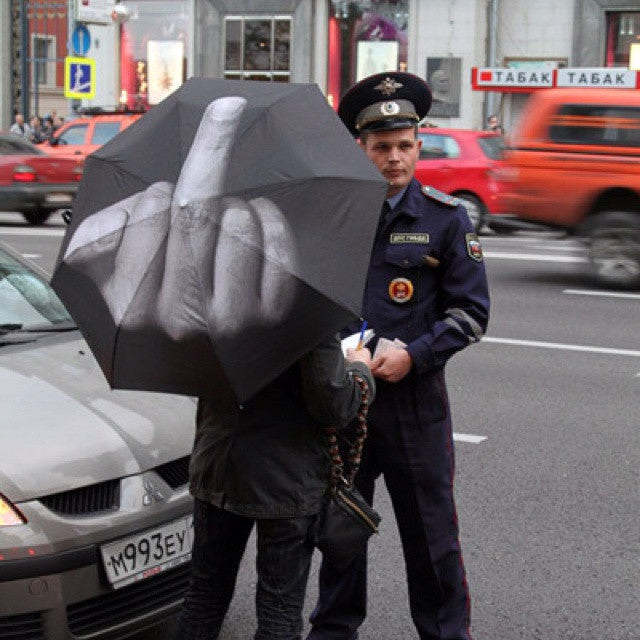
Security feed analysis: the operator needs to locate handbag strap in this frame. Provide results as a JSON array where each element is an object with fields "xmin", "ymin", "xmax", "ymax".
[{"xmin": 324, "ymin": 373, "xmax": 370, "ymax": 491}]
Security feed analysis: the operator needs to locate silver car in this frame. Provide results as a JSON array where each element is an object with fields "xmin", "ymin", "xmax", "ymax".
[{"xmin": 0, "ymin": 241, "xmax": 196, "ymax": 639}]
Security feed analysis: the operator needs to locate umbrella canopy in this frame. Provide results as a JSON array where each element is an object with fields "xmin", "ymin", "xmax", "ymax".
[{"xmin": 51, "ymin": 78, "xmax": 387, "ymax": 402}]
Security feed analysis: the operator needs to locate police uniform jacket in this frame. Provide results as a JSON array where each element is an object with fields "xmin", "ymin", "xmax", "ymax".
[
  {"xmin": 363, "ymin": 177, "xmax": 489, "ymax": 385},
  {"xmin": 189, "ymin": 335, "xmax": 375, "ymax": 519}
]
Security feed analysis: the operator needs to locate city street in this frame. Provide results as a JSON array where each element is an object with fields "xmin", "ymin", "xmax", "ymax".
[{"xmin": 1, "ymin": 212, "xmax": 638, "ymax": 640}]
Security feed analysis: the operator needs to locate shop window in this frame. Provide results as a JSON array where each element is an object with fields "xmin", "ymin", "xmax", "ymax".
[
  {"xmin": 327, "ymin": 1, "xmax": 409, "ymax": 109},
  {"xmin": 549, "ymin": 104, "xmax": 640, "ymax": 147},
  {"xmin": 32, "ymin": 35, "xmax": 56, "ymax": 86},
  {"xmin": 605, "ymin": 12, "xmax": 640, "ymax": 66},
  {"xmin": 224, "ymin": 16, "xmax": 291, "ymax": 81},
  {"xmin": 119, "ymin": 0, "xmax": 191, "ymax": 110}
]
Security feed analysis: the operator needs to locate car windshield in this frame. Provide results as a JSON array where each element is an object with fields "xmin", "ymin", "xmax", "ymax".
[
  {"xmin": 477, "ymin": 135, "xmax": 504, "ymax": 159},
  {"xmin": 0, "ymin": 247, "xmax": 74, "ymax": 333}
]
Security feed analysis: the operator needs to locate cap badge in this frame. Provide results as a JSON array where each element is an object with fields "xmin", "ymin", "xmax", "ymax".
[
  {"xmin": 388, "ymin": 278, "xmax": 414, "ymax": 303},
  {"xmin": 381, "ymin": 101, "xmax": 400, "ymax": 116},
  {"xmin": 375, "ymin": 77, "xmax": 403, "ymax": 96}
]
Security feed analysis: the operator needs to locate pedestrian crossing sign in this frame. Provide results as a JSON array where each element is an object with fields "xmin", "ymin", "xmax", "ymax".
[{"xmin": 64, "ymin": 57, "xmax": 96, "ymax": 99}]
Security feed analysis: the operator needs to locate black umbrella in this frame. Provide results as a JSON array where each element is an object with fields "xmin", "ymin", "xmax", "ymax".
[{"xmin": 51, "ymin": 78, "xmax": 386, "ymax": 402}]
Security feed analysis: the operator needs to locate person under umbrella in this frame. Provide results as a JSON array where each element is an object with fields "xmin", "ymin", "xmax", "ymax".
[{"xmin": 52, "ymin": 81, "xmax": 387, "ymax": 639}]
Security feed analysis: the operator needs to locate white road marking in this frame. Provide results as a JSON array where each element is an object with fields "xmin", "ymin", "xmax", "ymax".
[
  {"xmin": 484, "ymin": 252, "xmax": 587, "ymax": 263},
  {"xmin": 0, "ymin": 228, "xmax": 65, "ymax": 236},
  {"xmin": 530, "ymin": 244, "xmax": 583, "ymax": 252},
  {"xmin": 483, "ymin": 336, "xmax": 640, "ymax": 357},
  {"xmin": 563, "ymin": 289, "xmax": 640, "ymax": 300},
  {"xmin": 453, "ymin": 433, "xmax": 487, "ymax": 444},
  {"xmin": 21, "ymin": 253, "xmax": 42, "ymax": 259}
]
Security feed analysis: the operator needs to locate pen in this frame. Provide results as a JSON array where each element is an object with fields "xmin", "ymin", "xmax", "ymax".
[{"xmin": 356, "ymin": 320, "xmax": 368, "ymax": 350}]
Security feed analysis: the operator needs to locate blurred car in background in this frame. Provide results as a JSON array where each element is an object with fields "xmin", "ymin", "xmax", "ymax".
[
  {"xmin": 0, "ymin": 134, "xmax": 82, "ymax": 225},
  {"xmin": 0, "ymin": 242, "xmax": 196, "ymax": 638},
  {"xmin": 499, "ymin": 88, "xmax": 640, "ymax": 289},
  {"xmin": 415, "ymin": 127, "xmax": 508, "ymax": 233},
  {"xmin": 42, "ymin": 110, "xmax": 143, "ymax": 162}
]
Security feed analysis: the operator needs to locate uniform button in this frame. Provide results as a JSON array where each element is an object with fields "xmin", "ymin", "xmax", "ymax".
[{"xmin": 403, "ymin": 259, "xmax": 409, "ymax": 266}]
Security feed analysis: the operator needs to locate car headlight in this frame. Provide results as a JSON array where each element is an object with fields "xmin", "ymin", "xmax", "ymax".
[{"xmin": 0, "ymin": 493, "xmax": 27, "ymax": 526}]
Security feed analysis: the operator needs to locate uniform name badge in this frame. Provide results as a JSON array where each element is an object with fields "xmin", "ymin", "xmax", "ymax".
[{"xmin": 388, "ymin": 277, "xmax": 414, "ymax": 303}]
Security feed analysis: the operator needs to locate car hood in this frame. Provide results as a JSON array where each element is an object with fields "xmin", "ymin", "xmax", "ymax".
[{"xmin": 0, "ymin": 332, "xmax": 196, "ymax": 502}]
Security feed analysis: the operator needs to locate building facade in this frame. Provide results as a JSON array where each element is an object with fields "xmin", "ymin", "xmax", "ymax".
[{"xmin": 2, "ymin": 0, "xmax": 640, "ymax": 132}]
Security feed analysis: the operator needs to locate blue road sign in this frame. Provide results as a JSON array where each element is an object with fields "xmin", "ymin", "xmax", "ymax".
[
  {"xmin": 72, "ymin": 24, "xmax": 91, "ymax": 57},
  {"xmin": 64, "ymin": 57, "xmax": 96, "ymax": 99}
]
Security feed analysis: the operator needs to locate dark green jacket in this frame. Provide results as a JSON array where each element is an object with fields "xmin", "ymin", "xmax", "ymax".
[{"xmin": 189, "ymin": 335, "xmax": 375, "ymax": 518}]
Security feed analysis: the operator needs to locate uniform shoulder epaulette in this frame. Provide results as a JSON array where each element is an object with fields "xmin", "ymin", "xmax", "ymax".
[{"xmin": 421, "ymin": 185, "xmax": 460, "ymax": 208}]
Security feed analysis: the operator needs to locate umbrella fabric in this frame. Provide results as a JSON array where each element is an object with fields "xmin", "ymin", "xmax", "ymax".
[{"xmin": 51, "ymin": 78, "xmax": 387, "ymax": 402}]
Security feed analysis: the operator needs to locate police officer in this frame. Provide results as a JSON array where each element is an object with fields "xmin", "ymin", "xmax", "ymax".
[{"xmin": 307, "ymin": 72, "xmax": 490, "ymax": 640}]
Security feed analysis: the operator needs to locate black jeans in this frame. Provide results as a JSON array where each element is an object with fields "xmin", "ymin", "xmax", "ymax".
[{"xmin": 176, "ymin": 499, "xmax": 316, "ymax": 640}]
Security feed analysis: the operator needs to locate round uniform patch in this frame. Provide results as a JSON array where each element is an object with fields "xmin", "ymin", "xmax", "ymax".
[
  {"xmin": 388, "ymin": 277, "xmax": 414, "ymax": 303},
  {"xmin": 381, "ymin": 101, "xmax": 400, "ymax": 115}
]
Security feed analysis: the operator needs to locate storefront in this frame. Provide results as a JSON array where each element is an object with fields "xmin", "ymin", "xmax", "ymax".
[
  {"xmin": 111, "ymin": 0, "xmax": 313, "ymax": 110},
  {"xmin": 325, "ymin": 0, "xmax": 409, "ymax": 108}
]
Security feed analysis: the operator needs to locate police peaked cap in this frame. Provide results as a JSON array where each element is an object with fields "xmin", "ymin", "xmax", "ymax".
[{"xmin": 338, "ymin": 71, "xmax": 432, "ymax": 137}]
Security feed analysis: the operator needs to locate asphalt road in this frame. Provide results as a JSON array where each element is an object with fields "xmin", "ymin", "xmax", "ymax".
[{"xmin": 1, "ymin": 213, "xmax": 638, "ymax": 640}]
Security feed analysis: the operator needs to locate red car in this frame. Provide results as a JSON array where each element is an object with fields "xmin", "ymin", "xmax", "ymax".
[
  {"xmin": 415, "ymin": 127, "xmax": 507, "ymax": 232},
  {"xmin": 0, "ymin": 133, "xmax": 82, "ymax": 225}
]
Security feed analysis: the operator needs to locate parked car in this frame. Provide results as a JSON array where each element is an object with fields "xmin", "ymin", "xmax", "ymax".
[
  {"xmin": 0, "ymin": 241, "xmax": 197, "ymax": 638},
  {"xmin": 42, "ymin": 111, "xmax": 143, "ymax": 162},
  {"xmin": 500, "ymin": 88, "xmax": 640, "ymax": 289},
  {"xmin": 0, "ymin": 134, "xmax": 82, "ymax": 225},
  {"xmin": 415, "ymin": 127, "xmax": 507, "ymax": 232}
]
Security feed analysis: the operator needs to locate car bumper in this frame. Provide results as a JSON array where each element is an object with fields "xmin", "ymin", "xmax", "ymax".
[
  {"xmin": 0, "ymin": 183, "xmax": 78, "ymax": 212},
  {"xmin": 1, "ymin": 473, "xmax": 193, "ymax": 640}
]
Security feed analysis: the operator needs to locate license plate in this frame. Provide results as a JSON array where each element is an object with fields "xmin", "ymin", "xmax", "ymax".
[
  {"xmin": 100, "ymin": 516, "xmax": 193, "ymax": 589},
  {"xmin": 45, "ymin": 193, "xmax": 73, "ymax": 203}
]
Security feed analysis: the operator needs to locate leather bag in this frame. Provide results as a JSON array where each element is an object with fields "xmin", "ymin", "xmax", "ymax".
[{"xmin": 312, "ymin": 374, "xmax": 381, "ymax": 569}]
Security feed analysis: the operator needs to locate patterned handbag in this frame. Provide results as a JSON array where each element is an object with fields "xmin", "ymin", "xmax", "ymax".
[{"xmin": 312, "ymin": 374, "xmax": 381, "ymax": 569}]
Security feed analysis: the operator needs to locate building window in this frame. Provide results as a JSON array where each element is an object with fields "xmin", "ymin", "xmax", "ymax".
[
  {"xmin": 32, "ymin": 35, "xmax": 56, "ymax": 86},
  {"xmin": 605, "ymin": 12, "xmax": 640, "ymax": 66},
  {"xmin": 327, "ymin": 1, "xmax": 409, "ymax": 109},
  {"xmin": 224, "ymin": 16, "xmax": 291, "ymax": 81}
]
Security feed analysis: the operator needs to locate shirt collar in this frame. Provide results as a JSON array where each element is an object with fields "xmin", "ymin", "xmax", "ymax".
[{"xmin": 386, "ymin": 186, "xmax": 408, "ymax": 211}]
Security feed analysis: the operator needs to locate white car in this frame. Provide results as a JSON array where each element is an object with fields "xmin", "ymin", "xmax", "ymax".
[{"xmin": 0, "ymin": 241, "xmax": 197, "ymax": 639}]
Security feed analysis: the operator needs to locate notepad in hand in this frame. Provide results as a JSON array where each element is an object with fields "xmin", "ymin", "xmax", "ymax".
[{"xmin": 341, "ymin": 329, "xmax": 375, "ymax": 356}]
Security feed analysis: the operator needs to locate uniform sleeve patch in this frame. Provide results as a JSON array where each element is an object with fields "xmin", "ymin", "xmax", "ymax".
[
  {"xmin": 421, "ymin": 185, "xmax": 459, "ymax": 207},
  {"xmin": 465, "ymin": 233, "xmax": 483, "ymax": 262}
]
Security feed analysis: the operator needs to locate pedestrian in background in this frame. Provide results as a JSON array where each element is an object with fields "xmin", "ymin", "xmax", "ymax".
[
  {"xmin": 9, "ymin": 113, "xmax": 31, "ymax": 138},
  {"xmin": 177, "ymin": 338, "xmax": 375, "ymax": 640},
  {"xmin": 485, "ymin": 114, "xmax": 504, "ymax": 134},
  {"xmin": 29, "ymin": 116, "xmax": 45, "ymax": 144},
  {"xmin": 307, "ymin": 72, "xmax": 490, "ymax": 640}
]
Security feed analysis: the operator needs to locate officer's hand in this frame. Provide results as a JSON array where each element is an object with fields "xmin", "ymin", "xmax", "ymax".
[
  {"xmin": 346, "ymin": 347, "xmax": 372, "ymax": 368},
  {"xmin": 371, "ymin": 348, "xmax": 412, "ymax": 382}
]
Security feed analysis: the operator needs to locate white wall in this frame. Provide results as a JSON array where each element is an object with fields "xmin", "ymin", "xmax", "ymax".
[
  {"xmin": 497, "ymin": 0, "xmax": 574, "ymax": 131},
  {"xmin": 411, "ymin": 0, "xmax": 487, "ymax": 129},
  {"xmin": 83, "ymin": 22, "xmax": 119, "ymax": 109}
]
